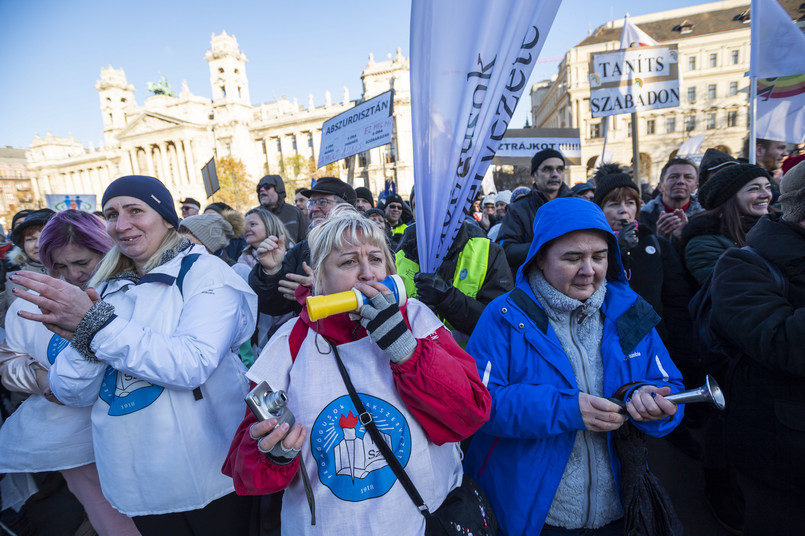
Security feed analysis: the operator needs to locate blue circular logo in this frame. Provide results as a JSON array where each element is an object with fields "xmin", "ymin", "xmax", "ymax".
[
  {"xmin": 459, "ymin": 268, "xmax": 468, "ymax": 280},
  {"xmin": 99, "ymin": 367, "xmax": 164, "ymax": 416},
  {"xmin": 311, "ymin": 394, "xmax": 411, "ymax": 502},
  {"xmin": 46, "ymin": 334, "xmax": 69, "ymax": 365}
]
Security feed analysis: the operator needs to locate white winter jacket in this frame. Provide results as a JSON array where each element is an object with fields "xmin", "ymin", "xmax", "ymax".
[{"xmin": 49, "ymin": 245, "xmax": 257, "ymax": 516}]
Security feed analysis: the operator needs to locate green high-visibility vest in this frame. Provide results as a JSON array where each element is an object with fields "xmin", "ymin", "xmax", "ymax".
[{"xmin": 395, "ymin": 237, "xmax": 490, "ymax": 306}]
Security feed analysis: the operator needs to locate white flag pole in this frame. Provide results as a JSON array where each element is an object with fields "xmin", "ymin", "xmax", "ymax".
[{"xmin": 600, "ymin": 116, "xmax": 609, "ymax": 167}]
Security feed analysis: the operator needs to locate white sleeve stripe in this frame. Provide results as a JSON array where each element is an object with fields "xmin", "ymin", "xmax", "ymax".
[
  {"xmin": 482, "ymin": 361, "xmax": 492, "ymax": 387},
  {"xmin": 655, "ymin": 355, "xmax": 669, "ymax": 382}
]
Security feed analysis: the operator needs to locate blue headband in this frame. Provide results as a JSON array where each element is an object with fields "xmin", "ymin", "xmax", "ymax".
[{"xmin": 102, "ymin": 175, "xmax": 179, "ymax": 229}]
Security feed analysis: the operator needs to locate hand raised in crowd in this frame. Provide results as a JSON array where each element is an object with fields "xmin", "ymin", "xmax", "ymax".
[
  {"xmin": 579, "ymin": 392, "xmax": 628, "ymax": 432},
  {"xmin": 256, "ymin": 235, "xmax": 286, "ymax": 275},
  {"xmin": 10, "ymin": 271, "xmax": 100, "ymax": 339},
  {"xmin": 656, "ymin": 209, "xmax": 688, "ymax": 241},
  {"xmin": 278, "ymin": 262, "xmax": 313, "ymax": 302},
  {"xmin": 616, "ymin": 220, "xmax": 639, "ymax": 253},
  {"xmin": 624, "ymin": 385, "xmax": 677, "ymax": 422}
]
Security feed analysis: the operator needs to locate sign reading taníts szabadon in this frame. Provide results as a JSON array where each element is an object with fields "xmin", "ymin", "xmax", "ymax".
[
  {"xmin": 318, "ymin": 89, "xmax": 394, "ymax": 168},
  {"xmin": 588, "ymin": 44, "xmax": 679, "ymax": 118}
]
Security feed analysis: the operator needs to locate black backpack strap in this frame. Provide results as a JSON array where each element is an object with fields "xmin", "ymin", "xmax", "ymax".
[
  {"xmin": 741, "ymin": 246, "xmax": 787, "ymax": 295},
  {"xmin": 327, "ymin": 339, "xmax": 431, "ymax": 517}
]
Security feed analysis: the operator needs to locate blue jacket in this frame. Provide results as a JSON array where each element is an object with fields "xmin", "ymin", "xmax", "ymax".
[{"xmin": 463, "ymin": 198, "xmax": 684, "ymax": 536}]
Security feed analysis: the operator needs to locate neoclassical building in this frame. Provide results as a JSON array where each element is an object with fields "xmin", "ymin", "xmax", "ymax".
[
  {"xmin": 26, "ymin": 31, "xmax": 413, "ymax": 208},
  {"xmin": 529, "ymin": 0, "xmax": 803, "ymax": 184}
]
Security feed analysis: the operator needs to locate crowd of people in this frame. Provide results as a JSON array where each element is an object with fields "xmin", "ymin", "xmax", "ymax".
[{"xmin": 0, "ymin": 136, "xmax": 803, "ymax": 536}]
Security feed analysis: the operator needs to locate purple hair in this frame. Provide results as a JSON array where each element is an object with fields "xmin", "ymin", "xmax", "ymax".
[{"xmin": 38, "ymin": 210, "xmax": 114, "ymax": 274}]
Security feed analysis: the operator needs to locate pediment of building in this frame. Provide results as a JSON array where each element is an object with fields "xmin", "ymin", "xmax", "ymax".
[{"xmin": 116, "ymin": 112, "xmax": 196, "ymax": 138}]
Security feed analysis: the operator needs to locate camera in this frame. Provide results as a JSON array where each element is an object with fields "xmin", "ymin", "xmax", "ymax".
[{"xmin": 245, "ymin": 381, "xmax": 295, "ymax": 430}]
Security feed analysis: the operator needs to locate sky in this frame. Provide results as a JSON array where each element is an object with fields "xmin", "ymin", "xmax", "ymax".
[{"xmin": 1, "ymin": 0, "xmax": 708, "ymax": 150}]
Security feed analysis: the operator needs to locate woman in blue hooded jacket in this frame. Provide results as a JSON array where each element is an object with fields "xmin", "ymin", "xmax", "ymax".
[{"xmin": 464, "ymin": 198, "xmax": 684, "ymax": 536}]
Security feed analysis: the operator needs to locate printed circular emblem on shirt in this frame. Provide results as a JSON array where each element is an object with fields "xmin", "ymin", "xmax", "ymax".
[
  {"xmin": 459, "ymin": 268, "xmax": 468, "ymax": 280},
  {"xmin": 311, "ymin": 394, "xmax": 411, "ymax": 502},
  {"xmin": 645, "ymin": 245, "xmax": 657, "ymax": 255},
  {"xmin": 99, "ymin": 366, "xmax": 164, "ymax": 416},
  {"xmin": 47, "ymin": 334, "xmax": 70, "ymax": 365}
]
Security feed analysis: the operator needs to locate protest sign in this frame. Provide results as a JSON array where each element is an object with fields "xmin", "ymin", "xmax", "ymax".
[
  {"xmin": 317, "ymin": 90, "xmax": 394, "ymax": 168},
  {"xmin": 45, "ymin": 194, "xmax": 97, "ymax": 212},
  {"xmin": 589, "ymin": 45, "xmax": 680, "ymax": 118},
  {"xmin": 493, "ymin": 128, "xmax": 581, "ymax": 166},
  {"xmin": 201, "ymin": 157, "xmax": 219, "ymax": 198}
]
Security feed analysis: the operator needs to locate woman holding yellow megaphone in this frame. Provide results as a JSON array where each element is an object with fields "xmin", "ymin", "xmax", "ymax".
[{"xmin": 224, "ymin": 206, "xmax": 496, "ymax": 535}]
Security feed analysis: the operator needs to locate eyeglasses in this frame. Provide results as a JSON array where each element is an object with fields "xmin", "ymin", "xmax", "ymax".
[
  {"xmin": 386, "ymin": 204, "xmax": 403, "ymax": 210},
  {"xmin": 257, "ymin": 184, "xmax": 274, "ymax": 192},
  {"xmin": 307, "ymin": 198, "xmax": 336, "ymax": 208}
]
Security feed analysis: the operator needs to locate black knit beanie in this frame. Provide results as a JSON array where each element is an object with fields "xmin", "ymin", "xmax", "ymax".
[
  {"xmin": 696, "ymin": 164, "xmax": 772, "ymax": 210},
  {"xmin": 102, "ymin": 175, "xmax": 180, "ymax": 229},
  {"xmin": 530, "ymin": 148, "xmax": 565, "ymax": 175},
  {"xmin": 593, "ymin": 173, "xmax": 640, "ymax": 205}
]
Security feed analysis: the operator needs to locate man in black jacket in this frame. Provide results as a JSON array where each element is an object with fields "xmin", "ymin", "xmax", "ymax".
[
  {"xmin": 395, "ymin": 220, "xmax": 513, "ymax": 342},
  {"xmin": 256, "ymin": 174, "xmax": 308, "ymax": 243},
  {"xmin": 497, "ymin": 148, "xmax": 571, "ymax": 274},
  {"xmin": 709, "ymin": 160, "xmax": 805, "ymax": 534}
]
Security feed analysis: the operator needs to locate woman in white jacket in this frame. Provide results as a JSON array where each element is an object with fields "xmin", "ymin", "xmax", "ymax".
[
  {"xmin": 0, "ymin": 209, "xmax": 139, "ymax": 535},
  {"xmin": 11, "ymin": 175, "xmax": 258, "ymax": 536}
]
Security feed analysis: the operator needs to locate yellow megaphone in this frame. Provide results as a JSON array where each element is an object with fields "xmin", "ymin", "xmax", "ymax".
[{"xmin": 306, "ymin": 274, "xmax": 407, "ymax": 321}]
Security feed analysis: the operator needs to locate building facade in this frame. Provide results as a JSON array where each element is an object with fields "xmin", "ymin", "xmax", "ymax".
[
  {"xmin": 0, "ymin": 147, "xmax": 37, "ymax": 229},
  {"xmin": 530, "ymin": 0, "xmax": 803, "ymax": 184},
  {"xmin": 26, "ymin": 31, "xmax": 413, "ymax": 211}
]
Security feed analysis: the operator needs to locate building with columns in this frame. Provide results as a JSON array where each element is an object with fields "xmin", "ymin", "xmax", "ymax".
[
  {"xmin": 26, "ymin": 31, "xmax": 413, "ymax": 210},
  {"xmin": 529, "ymin": 0, "xmax": 803, "ymax": 184}
]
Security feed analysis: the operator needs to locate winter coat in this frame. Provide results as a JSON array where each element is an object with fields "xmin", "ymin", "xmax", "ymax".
[
  {"xmin": 624, "ymin": 226, "xmax": 697, "ymax": 378},
  {"xmin": 497, "ymin": 183, "xmax": 572, "ymax": 273},
  {"xmin": 463, "ymin": 198, "xmax": 684, "ymax": 536},
  {"xmin": 710, "ymin": 213, "xmax": 805, "ymax": 494},
  {"xmin": 680, "ymin": 212, "xmax": 759, "ymax": 285},
  {"xmin": 49, "ymin": 244, "xmax": 257, "ymax": 516},
  {"xmin": 639, "ymin": 195, "xmax": 704, "ymax": 237},
  {"xmin": 396, "ymin": 221, "xmax": 513, "ymax": 337},
  {"xmin": 256, "ymin": 174, "xmax": 309, "ymax": 244},
  {"xmin": 222, "ymin": 300, "xmax": 491, "ymax": 535}
]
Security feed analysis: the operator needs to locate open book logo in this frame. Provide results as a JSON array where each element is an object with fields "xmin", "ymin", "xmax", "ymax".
[
  {"xmin": 333, "ymin": 411, "xmax": 392, "ymax": 481},
  {"xmin": 312, "ymin": 395, "xmax": 412, "ymax": 502}
]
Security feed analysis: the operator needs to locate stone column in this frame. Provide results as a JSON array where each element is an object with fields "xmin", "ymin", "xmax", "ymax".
[
  {"xmin": 145, "ymin": 147, "xmax": 155, "ymax": 176},
  {"xmin": 159, "ymin": 142, "xmax": 172, "ymax": 185},
  {"xmin": 176, "ymin": 140, "xmax": 189, "ymax": 185}
]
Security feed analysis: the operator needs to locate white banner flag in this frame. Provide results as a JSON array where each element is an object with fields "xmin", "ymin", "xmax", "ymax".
[
  {"xmin": 619, "ymin": 19, "xmax": 658, "ymax": 49},
  {"xmin": 756, "ymin": 75, "xmax": 805, "ymax": 143},
  {"xmin": 410, "ymin": 0, "xmax": 561, "ymax": 272},
  {"xmin": 750, "ymin": 0, "xmax": 805, "ymax": 79}
]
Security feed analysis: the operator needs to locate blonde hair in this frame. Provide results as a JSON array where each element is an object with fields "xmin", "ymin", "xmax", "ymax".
[
  {"xmin": 244, "ymin": 207, "xmax": 294, "ymax": 253},
  {"xmin": 219, "ymin": 209, "xmax": 246, "ymax": 238},
  {"xmin": 89, "ymin": 228, "xmax": 185, "ymax": 287},
  {"xmin": 307, "ymin": 204, "xmax": 395, "ymax": 294}
]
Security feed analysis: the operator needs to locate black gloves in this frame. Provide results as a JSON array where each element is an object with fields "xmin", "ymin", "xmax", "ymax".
[
  {"xmin": 413, "ymin": 272, "xmax": 453, "ymax": 305},
  {"xmin": 617, "ymin": 221, "xmax": 639, "ymax": 253}
]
